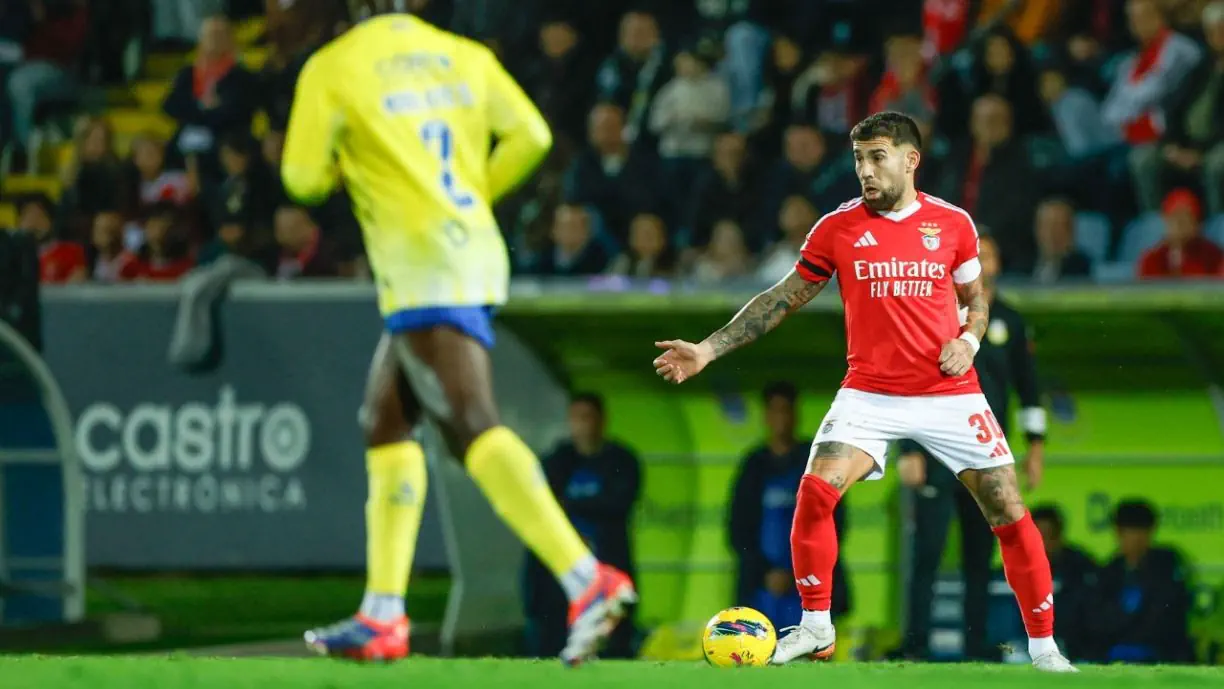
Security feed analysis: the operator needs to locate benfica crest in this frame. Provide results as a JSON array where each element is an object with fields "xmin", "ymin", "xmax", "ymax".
[{"xmin": 919, "ymin": 221, "xmax": 941, "ymax": 251}]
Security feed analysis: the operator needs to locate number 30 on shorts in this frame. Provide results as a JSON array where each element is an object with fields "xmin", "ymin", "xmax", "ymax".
[{"xmin": 968, "ymin": 410, "xmax": 1005, "ymax": 444}]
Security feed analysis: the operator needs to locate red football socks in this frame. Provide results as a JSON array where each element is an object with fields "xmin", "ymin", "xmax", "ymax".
[
  {"xmin": 790, "ymin": 474, "xmax": 842, "ymax": 612},
  {"xmin": 993, "ymin": 511, "xmax": 1056, "ymax": 638}
]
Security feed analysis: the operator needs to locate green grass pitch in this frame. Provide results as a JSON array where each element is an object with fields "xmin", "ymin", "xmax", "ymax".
[{"xmin": 1, "ymin": 657, "xmax": 1222, "ymax": 689}]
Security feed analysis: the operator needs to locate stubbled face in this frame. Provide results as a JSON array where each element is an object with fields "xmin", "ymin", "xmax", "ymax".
[{"xmin": 853, "ymin": 137, "xmax": 916, "ymax": 211}]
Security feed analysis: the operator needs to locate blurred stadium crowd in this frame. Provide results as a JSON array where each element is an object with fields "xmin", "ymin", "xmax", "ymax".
[{"xmin": 1, "ymin": 0, "xmax": 1224, "ymax": 285}]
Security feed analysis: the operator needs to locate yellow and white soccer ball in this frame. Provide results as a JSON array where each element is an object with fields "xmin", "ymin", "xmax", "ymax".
[{"xmin": 701, "ymin": 607, "xmax": 777, "ymax": 667}]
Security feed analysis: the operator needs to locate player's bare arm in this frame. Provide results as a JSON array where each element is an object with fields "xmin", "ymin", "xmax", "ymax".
[
  {"xmin": 653, "ymin": 269, "xmax": 825, "ymax": 384},
  {"xmin": 959, "ymin": 464, "xmax": 1026, "ymax": 527},
  {"xmin": 939, "ymin": 274, "xmax": 989, "ymax": 377}
]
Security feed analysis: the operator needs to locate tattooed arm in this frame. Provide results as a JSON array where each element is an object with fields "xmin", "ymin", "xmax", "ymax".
[
  {"xmin": 654, "ymin": 269, "xmax": 827, "ymax": 383},
  {"xmin": 955, "ymin": 274, "xmax": 989, "ymax": 342},
  {"xmin": 705, "ymin": 270, "xmax": 827, "ymax": 359},
  {"xmin": 938, "ymin": 273, "xmax": 989, "ymax": 377}
]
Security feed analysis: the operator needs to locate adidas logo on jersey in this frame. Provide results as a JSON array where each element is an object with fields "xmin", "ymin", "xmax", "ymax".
[
  {"xmin": 795, "ymin": 575, "xmax": 822, "ymax": 587},
  {"xmin": 853, "ymin": 231, "xmax": 879, "ymax": 248},
  {"xmin": 989, "ymin": 442, "xmax": 1010, "ymax": 458}
]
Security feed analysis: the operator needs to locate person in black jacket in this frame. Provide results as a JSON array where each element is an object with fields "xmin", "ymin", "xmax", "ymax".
[
  {"xmin": 893, "ymin": 233, "xmax": 1047, "ymax": 661},
  {"xmin": 728, "ymin": 382, "xmax": 850, "ymax": 628},
  {"xmin": 161, "ymin": 16, "xmax": 259, "ymax": 186},
  {"xmin": 1090, "ymin": 500, "xmax": 1194, "ymax": 664},
  {"xmin": 1031, "ymin": 504, "xmax": 1100, "ymax": 661},
  {"xmin": 522, "ymin": 392, "xmax": 641, "ymax": 659}
]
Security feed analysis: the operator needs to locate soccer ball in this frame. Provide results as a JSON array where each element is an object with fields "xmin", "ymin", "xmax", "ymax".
[{"xmin": 701, "ymin": 607, "xmax": 777, "ymax": 667}]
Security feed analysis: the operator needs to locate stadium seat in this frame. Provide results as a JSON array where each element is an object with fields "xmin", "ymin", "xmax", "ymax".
[
  {"xmin": 1117, "ymin": 212, "xmax": 1165, "ymax": 263},
  {"xmin": 1205, "ymin": 215, "xmax": 1224, "ymax": 247},
  {"xmin": 2, "ymin": 175, "xmax": 62, "ymax": 202},
  {"xmin": 1093, "ymin": 261, "xmax": 1136, "ymax": 283},
  {"xmin": 1074, "ymin": 212, "xmax": 1112, "ymax": 263},
  {"xmin": 235, "ymin": 18, "xmax": 266, "ymax": 47},
  {"xmin": 130, "ymin": 81, "xmax": 171, "ymax": 111}
]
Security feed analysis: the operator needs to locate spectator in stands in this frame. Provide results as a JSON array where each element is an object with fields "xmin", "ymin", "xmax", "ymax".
[
  {"xmin": 1090, "ymin": 500, "xmax": 1194, "ymax": 663},
  {"xmin": 935, "ymin": 94, "xmax": 1039, "ymax": 273},
  {"xmin": 130, "ymin": 202, "xmax": 193, "ymax": 281},
  {"xmin": 1150, "ymin": 1, "xmax": 1224, "ymax": 217},
  {"xmin": 649, "ymin": 37, "xmax": 730, "ymax": 208},
  {"xmin": 729, "ymin": 382, "xmax": 850, "ymax": 626},
  {"xmin": 595, "ymin": 10, "xmax": 669, "ymax": 148},
  {"xmin": 563, "ymin": 103, "xmax": 661, "ymax": 243},
  {"xmin": 688, "ymin": 131, "xmax": 761, "ymax": 250},
  {"xmin": 5, "ymin": 0, "xmax": 88, "ymax": 160},
  {"xmin": 606, "ymin": 212, "xmax": 675, "ymax": 279},
  {"xmin": 1039, "ymin": 63, "xmax": 1120, "ymax": 160},
  {"xmin": 792, "ymin": 49, "xmax": 869, "ymax": 138},
  {"xmin": 1104, "ymin": 0, "xmax": 1202, "ymax": 212},
  {"xmin": 757, "ymin": 195, "xmax": 817, "ymax": 283},
  {"xmin": 124, "ymin": 133, "xmax": 194, "ymax": 214},
  {"xmin": 88, "ymin": 210, "xmax": 138, "ymax": 282},
  {"xmin": 752, "ymin": 33, "xmax": 805, "ymax": 153},
  {"xmin": 539, "ymin": 204, "xmax": 609, "ymax": 276},
  {"xmin": 870, "ymin": 34, "xmax": 937, "ymax": 124},
  {"xmin": 18, "ymin": 194, "xmax": 85, "ymax": 283},
  {"xmin": 686, "ymin": 0, "xmax": 773, "ymax": 132},
  {"xmin": 1031, "ymin": 505, "xmax": 1100, "ymax": 662},
  {"xmin": 961, "ymin": 27, "xmax": 1047, "ymax": 136},
  {"xmin": 1138, "ymin": 188, "xmax": 1224, "ymax": 277},
  {"xmin": 262, "ymin": 205, "xmax": 335, "ymax": 279},
  {"xmin": 516, "ymin": 14, "xmax": 595, "ymax": 155},
  {"xmin": 163, "ymin": 15, "xmax": 258, "ymax": 182},
  {"xmin": 691, "ymin": 218, "xmax": 752, "ymax": 284},
  {"xmin": 212, "ymin": 130, "xmax": 276, "ymax": 237},
  {"xmin": 57, "ymin": 116, "xmax": 124, "ymax": 237},
  {"xmin": 1032, "ymin": 197, "xmax": 1094, "ymax": 283},
  {"xmin": 522, "ymin": 392, "xmax": 641, "ymax": 658},
  {"xmin": 761, "ymin": 124, "xmax": 857, "ymax": 231}
]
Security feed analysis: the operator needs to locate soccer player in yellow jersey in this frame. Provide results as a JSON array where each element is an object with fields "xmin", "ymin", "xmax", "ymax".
[{"xmin": 282, "ymin": 1, "xmax": 635, "ymax": 664}]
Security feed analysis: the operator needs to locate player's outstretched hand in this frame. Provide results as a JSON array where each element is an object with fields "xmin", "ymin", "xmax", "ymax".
[
  {"xmin": 939, "ymin": 338, "xmax": 975, "ymax": 377},
  {"xmin": 653, "ymin": 340, "xmax": 713, "ymax": 384}
]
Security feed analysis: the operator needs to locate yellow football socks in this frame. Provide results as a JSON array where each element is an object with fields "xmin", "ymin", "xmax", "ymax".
[
  {"xmin": 465, "ymin": 426, "xmax": 592, "ymax": 578},
  {"xmin": 364, "ymin": 441, "xmax": 428, "ymax": 596}
]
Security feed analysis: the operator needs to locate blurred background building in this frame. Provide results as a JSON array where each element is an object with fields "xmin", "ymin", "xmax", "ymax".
[{"xmin": 0, "ymin": 0, "xmax": 1223, "ymax": 666}]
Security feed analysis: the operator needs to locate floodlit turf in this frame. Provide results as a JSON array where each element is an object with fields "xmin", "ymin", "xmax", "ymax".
[{"xmin": 1, "ymin": 657, "xmax": 1222, "ymax": 689}]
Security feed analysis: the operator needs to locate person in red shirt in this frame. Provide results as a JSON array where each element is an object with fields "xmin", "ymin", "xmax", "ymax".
[
  {"xmin": 131, "ymin": 203, "xmax": 194, "ymax": 281},
  {"xmin": 16, "ymin": 194, "xmax": 86, "ymax": 283},
  {"xmin": 653, "ymin": 112, "xmax": 1075, "ymax": 673},
  {"xmin": 1137, "ymin": 188, "xmax": 1224, "ymax": 279}
]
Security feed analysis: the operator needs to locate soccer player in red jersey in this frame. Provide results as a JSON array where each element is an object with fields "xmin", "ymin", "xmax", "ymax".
[{"xmin": 653, "ymin": 112, "xmax": 1076, "ymax": 672}]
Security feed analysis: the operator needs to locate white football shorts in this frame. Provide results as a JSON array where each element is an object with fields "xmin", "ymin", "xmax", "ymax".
[{"xmin": 812, "ymin": 388, "xmax": 1015, "ymax": 481}]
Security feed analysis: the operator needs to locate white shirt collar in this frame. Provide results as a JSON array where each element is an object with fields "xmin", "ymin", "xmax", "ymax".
[{"xmin": 879, "ymin": 197, "xmax": 922, "ymax": 222}]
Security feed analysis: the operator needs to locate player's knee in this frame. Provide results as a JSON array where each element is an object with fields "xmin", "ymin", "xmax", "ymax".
[
  {"xmin": 449, "ymin": 418, "xmax": 498, "ymax": 457},
  {"xmin": 358, "ymin": 403, "xmax": 416, "ymax": 448}
]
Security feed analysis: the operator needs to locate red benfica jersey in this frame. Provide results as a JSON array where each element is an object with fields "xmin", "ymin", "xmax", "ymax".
[{"xmin": 796, "ymin": 193, "xmax": 982, "ymax": 396}]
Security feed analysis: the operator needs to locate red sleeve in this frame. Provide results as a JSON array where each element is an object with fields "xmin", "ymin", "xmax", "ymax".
[
  {"xmin": 796, "ymin": 213, "xmax": 839, "ymax": 283},
  {"xmin": 118, "ymin": 253, "xmax": 143, "ymax": 281},
  {"xmin": 954, "ymin": 212, "xmax": 979, "ymax": 268}
]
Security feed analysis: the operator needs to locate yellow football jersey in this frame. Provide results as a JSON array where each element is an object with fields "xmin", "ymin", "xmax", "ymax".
[{"xmin": 282, "ymin": 14, "xmax": 551, "ymax": 313}]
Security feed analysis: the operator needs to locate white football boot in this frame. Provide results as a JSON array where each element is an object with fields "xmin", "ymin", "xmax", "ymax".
[
  {"xmin": 770, "ymin": 624, "xmax": 836, "ymax": 664},
  {"xmin": 1032, "ymin": 649, "xmax": 1078, "ymax": 673}
]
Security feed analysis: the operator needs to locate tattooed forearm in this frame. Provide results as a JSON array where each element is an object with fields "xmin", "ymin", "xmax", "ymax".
[
  {"xmin": 703, "ymin": 270, "xmax": 826, "ymax": 359},
  {"xmin": 956, "ymin": 275, "xmax": 989, "ymax": 341}
]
